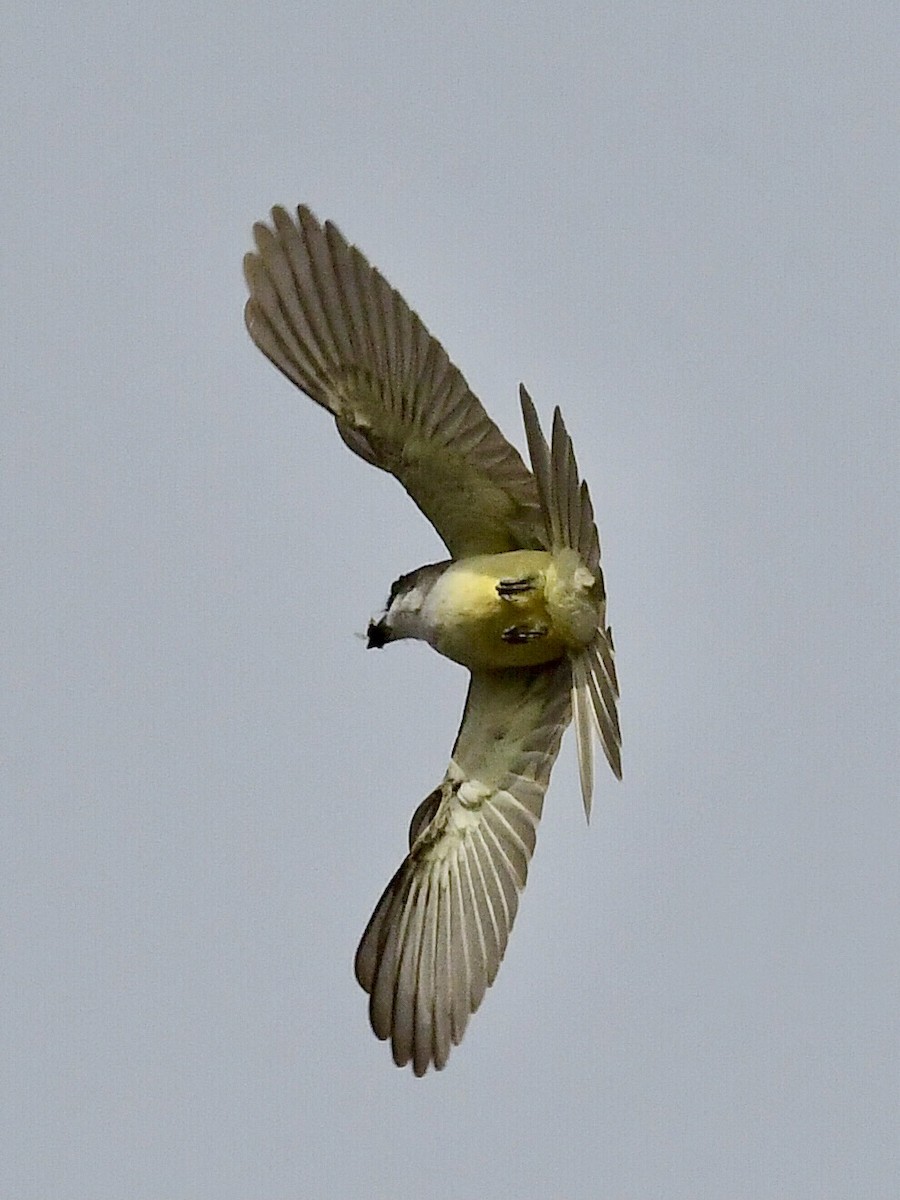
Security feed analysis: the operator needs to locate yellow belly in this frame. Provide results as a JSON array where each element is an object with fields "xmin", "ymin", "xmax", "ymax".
[{"xmin": 424, "ymin": 551, "xmax": 568, "ymax": 669}]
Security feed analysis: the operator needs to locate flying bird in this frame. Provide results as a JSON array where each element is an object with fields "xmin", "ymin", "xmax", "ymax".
[{"xmin": 243, "ymin": 206, "xmax": 622, "ymax": 1075}]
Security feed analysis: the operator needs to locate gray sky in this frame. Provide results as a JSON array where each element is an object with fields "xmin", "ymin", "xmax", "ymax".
[{"xmin": 3, "ymin": 2, "xmax": 897, "ymax": 1197}]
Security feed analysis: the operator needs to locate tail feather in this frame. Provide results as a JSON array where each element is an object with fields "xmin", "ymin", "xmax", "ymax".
[
  {"xmin": 519, "ymin": 385, "xmax": 622, "ymax": 816},
  {"xmin": 571, "ymin": 656, "xmax": 596, "ymax": 820},
  {"xmin": 584, "ymin": 638, "xmax": 622, "ymax": 780},
  {"xmin": 588, "ymin": 642, "xmax": 621, "ymax": 743}
]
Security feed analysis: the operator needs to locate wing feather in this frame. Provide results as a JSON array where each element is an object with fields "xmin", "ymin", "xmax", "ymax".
[
  {"xmin": 355, "ymin": 661, "xmax": 571, "ymax": 1074},
  {"xmin": 551, "ymin": 408, "xmax": 576, "ymax": 550},
  {"xmin": 245, "ymin": 206, "xmax": 544, "ymax": 555},
  {"xmin": 447, "ymin": 865, "xmax": 472, "ymax": 1043},
  {"xmin": 366, "ymin": 870, "xmax": 411, "ymax": 1040},
  {"xmin": 468, "ymin": 836, "xmax": 503, "ymax": 984},
  {"xmin": 458, "ymin": 845, "xmax": 489, "ymax": 1012},
  {"xmin": 479, "ymin": 818, "xmax": 521, "ymax": 923},
  {"xmin": 481, "ymin": 804, "xmax": 530, "ymax": 885},
  {"xmin": 430, "ymin": 876, "xmax": 453, "ymax": 1069},
  {"xmin": 519, "ymin": 385, "xmax": 554, "ymax": 541},
  {"xmin": 394, "ymin": 872, "xmax": 431, "ymax": 1067}
]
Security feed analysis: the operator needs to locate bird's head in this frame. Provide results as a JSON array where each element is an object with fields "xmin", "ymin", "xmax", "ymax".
[
  {"xmin": 365, "ymin": 561, "xmax": 450, "ymax": 650},
  {"xmin": 365, "ymin": 614, "xmax": 392, "ymax": 649}
]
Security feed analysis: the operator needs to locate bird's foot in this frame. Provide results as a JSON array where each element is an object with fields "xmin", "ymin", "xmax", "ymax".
[
  {"xmin": 497, "ymin": 575, "xmax": 538, "ymax": 600},
  {"xmin": 501, "ymin": 623, "xmax": 548, "ymax": 645}
]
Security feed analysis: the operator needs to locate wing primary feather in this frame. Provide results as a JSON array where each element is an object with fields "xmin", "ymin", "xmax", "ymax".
[
  {"xmin": 565, "ymin": 436, "xmax": 583, "ymax": 558},
  {"xmin": 466, "ymin": 833, "xmax": 503, "ymax": 984},
  {"xmin": 244, "ymin": 295, "xmax": 322, "ymax": 402},
  {"xmin": 354, "ymin": 876, "xmax": 396, "ymax": 992},
  {"xmin": 412, "ymin": 868, "xmax": 438, "ymax": 1076},
  {"xmin": 448, "ymin": 859, "xmax": 473, "ymax": 1044},
  {"xmin": 578, "ymin": 480, "xmax": 601, "ymax": 572},
  {"xmin": 550, "ymin": 407, "xmax": 575, "ymax": 550},
  {"xmin": 458, "ymin": 843, "xmax": 489, "ymax": 1011},
  {"xmin": 408, "ymin": 786, "xmax": 442, "ymax": 848},
  {"xmin": 394, "ymin": 289, "xmax": 418, "ymax": 416},
  {"xmin": 269, "ymin": 208, "xmax": 340, "ymax": 376},
  {"xmin": 415, "ymin": 334, "xmax": 446, "ymax": 432},
  {"xmin": 391, "ymin": 871, "xmax": 430, "ymax": 1067},
  {"xmin": 367, "ymin": 268, "xmax": 400, "ymax": 416},
  {"xmin": 431, "ymin": 872, "xmax": 453, "ymax": 1068},
  {"xmin": 482, "ymin": 803, "xmax": 530, "ymax": 887},
  {"xmin": 294, "ymin": 205, "xmax": 356, "ymax": 367},
  {"xmin": 519, "ymin": 385, "xmax": 555, "ymax": 546},
  {"xmin": 472, "ymin": 825, "xmax": 513, "ymax": 949},
  {"xmin": 243, "ymin": 258, "xmax": 331, "ymax": 403},
  {"xmin": 348, "ymin": 243, "xmax": 388, "ymax": 382},
  {"xmin": 477, "ymin": 819, "xmax": 521, "ymax": 930},
  {"xmin": 323, "ymin": 220, "xmax": 372, "ymax": 366},
  {"xmin": 250, "ymin": 225, "xmax": 318, "ymax": 362},
  {"xmin": 258, "ymin": 215, "xmax": 326, "ymax": 358},
  {"xmin": 368, "ymin": 869, "xmax": 419, "ymax": 1041}
]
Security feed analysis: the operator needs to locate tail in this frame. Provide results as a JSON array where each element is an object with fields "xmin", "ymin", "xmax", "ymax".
[{"xmin": 519, "ymin": 385, "xmax": 622, "ymax": 820}]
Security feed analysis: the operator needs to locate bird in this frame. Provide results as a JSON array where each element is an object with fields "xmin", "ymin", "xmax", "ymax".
[{"xmin": 243, "ymin": 205, "xmax": 622, "ymax": 1075}]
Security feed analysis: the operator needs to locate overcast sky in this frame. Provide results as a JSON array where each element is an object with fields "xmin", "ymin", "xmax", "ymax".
[{"xmin": 3, "ymin": 2, "xmax": 897, "ymax": 1198}]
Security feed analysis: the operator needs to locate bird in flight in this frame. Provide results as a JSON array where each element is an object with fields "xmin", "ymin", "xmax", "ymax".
[{"xmin": 243, "ymin": 206, "xmax": 622, "ymax": 1075}]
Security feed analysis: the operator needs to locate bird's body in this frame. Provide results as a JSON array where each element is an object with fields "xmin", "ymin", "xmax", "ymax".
[
  {"xmin": 374, "ymin": 550, "xmax": 590, "ymax": 670},
  {"xmin": 243, "ymin": 205, "xmax": 622, "ymax": 1074}
]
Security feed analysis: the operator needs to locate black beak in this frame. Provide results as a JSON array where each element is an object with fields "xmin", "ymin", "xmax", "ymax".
[{"xmin": 366, "ymin": 618, "xmax": 390, "ymax": 649}]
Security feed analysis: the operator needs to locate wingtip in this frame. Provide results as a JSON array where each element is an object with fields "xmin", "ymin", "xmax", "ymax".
[
  {"xmin": 518, "ymin": 385, "xmax": 554, "ymax": 545},
  {"xmin": 518, "ymin": 383, "xmax": 537, "ymax": 435},
  {"xmin": 241, "ymin": 249, "xmax": 257, "ymax": 282},
  {"xmin": 242, "ymin": 295, "xmax": 256, "ymax": 337},
  {"xmin": 518, "ymin": 384, "xmax": 539, "ymax": 440}
]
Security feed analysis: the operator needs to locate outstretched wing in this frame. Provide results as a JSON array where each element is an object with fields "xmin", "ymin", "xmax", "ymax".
[
  {"xmin": 355, "ymin": 660, "xmax": 572, "ymax": 1075},
  {"xmin": 244, "ymin": 206, "xmax": 544, "ymax": 556}
]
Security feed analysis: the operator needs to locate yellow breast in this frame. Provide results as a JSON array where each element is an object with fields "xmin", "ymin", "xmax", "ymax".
[{"xmin": 423, "ymin": 551, "xmax": 568, "ymax": 670}]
